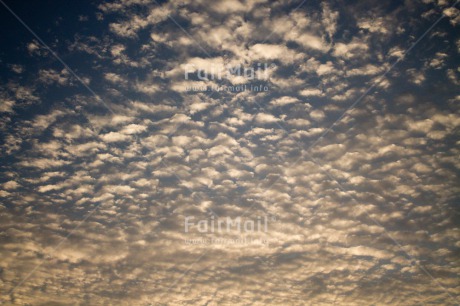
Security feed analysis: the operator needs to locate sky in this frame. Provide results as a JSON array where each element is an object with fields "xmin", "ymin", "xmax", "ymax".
[{"xmin": 0, "ymin": 0, "xmax": 459, "ymax": 305}]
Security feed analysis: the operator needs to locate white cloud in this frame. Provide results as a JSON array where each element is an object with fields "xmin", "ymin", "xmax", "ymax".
[
  {"xmin": 254, "ymin": 113, "xmax": 279, "ymax": 124},
  {"xmin": 1, "ymin": 1, "xmax": 459, "ymax": 305},
  {"xmin": 100, "ymin": 132, "xmax": 131, "ymax": 142},
  {"xmin": 270, "ymin": 96, "xmax": 299, "ymax": 106}
]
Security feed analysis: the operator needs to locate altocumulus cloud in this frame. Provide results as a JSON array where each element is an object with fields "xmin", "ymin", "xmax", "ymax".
[{"xmin": 0, "ymin": 0, "xmax": 459, "ymax": 305}]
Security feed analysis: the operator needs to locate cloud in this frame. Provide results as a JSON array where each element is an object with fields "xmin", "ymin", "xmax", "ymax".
[
  {"xmin": 254, "ymin": 113, "xmax": 280, "ymax": 124},
  {"xmin": 100, "ymin": 132, "xmax": 132, "ymax": 142},
  {"xmin": 270, "ymin": 96, "xmax": 299, "ymax": 106},
  {"xmin": 0, "ymin": 0, "xmax": 459, "ymax": 305},
  {"xmin": 3, "ymin": 181, "xmax": 20, "ymax": 190},
  {"xmin": 249, "ymin": 43, "xmax": 303, "ymax": 64}
]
